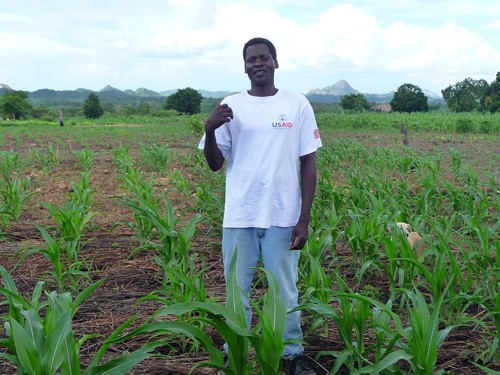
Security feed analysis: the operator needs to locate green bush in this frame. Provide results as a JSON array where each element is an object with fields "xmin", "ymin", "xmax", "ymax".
[
  {"xmin": 456, "ymin": 118, "xmax": 475, "ymax": 133},
  {"xmin": 152, "ymin": 109, "xmax": 180, "ymax": 118},
  {"xmin": 187, "ymin": 113, "xmax": 206, "ymax": 135}
]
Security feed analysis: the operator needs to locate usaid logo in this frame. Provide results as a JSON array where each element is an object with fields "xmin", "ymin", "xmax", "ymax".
[{"xmin": 272, "ymin": 113, "xmax": 293, "ymax": 128}]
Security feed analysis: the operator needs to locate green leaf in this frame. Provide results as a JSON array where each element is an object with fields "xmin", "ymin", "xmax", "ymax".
[
  {"xmin": 0, "ymin": 265, "xmax": 20, "ymax": 298},
  {"xmin": 72, "ymin": 278, "xmax": 105, "ymax": 317},
  {"xmin": 354, "ymin": 350, "xmax": 413, "ymax": 374},
  {"xmin": 10, "ymin": 318, "xmax": 42, "ymax": 375},
  {"xmin": 60, "ymin": 331, "xmax": 82, "ymax": 375},
  {"xmin": 248, "ymin": 268, "xmax": 286, "ymax": 372},
  {"xmin": 261, "ymin": 268, "xmax": 286, "ymax": 336},
  {"xmin": 89, "ymin": 313, "xmax": 140, "ymax": 368},
  {"xmin": 21, "ymin": 309, "xmax": 43, "ymax": 354},
  {"xmin": 225, "ymin": 249, "xmax": 247, "ymax": 326},
  {"xmin": 471, "ymin": 362, "xmax": 500, "ymax": 375},
  {"xmin": 44, "ymin": 311, "xmax": 72, "ymax": 374},
  {"xmin": 181, "ymin": 213, "xmax": 202, "ymax": 240},
  {"xmin": 155, "ymin": 302, "xmax": 253, "ymax": 337},
  {"xmin": 84, "ymin": 342, "xmax": 163, "ymax": 375},
  {"xmin": 110, "ymin": 320, "xmax": 220, "ymax": 362}
]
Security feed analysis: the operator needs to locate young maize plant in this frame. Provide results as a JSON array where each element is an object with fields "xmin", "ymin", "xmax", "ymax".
[
  {"xmin": 25, "ymin": 173, "xmax": 96, "ymax": 291},
  {"xmin": 396, "ymin": 288, "xmax": 454, "ymax": 375},
  {"xmin": 295, "ymin": 288, "xmax": 407, "ymax": 375},
  {"xmin": 42, "ymin": 201, "xmax": 95, "ymax": 259},
  {"xmin": 0, "ymin": 151, "xmax": 32, "ymax": 225},
  {"xmin": 194, "ymin": 182, "xmax": 224, "ymax": 234},
  {"xmin": 0, "ymin": 171, "xmax": 31, "ymax": 225},
  {"xmin": 19, "ymin": 227, "xmax": 71, "ymax": 292},
  {"xmin": 140, "ymin": 142, "xmax": 169, "ymax": 174},
  {"xmin": 0, "ymin": 266, "xmax": 168, "ymax": 375},
  {"xmin": 147, "ymin": 257, "xmax": 207, "ymax": 305},
  {"xmin": 31, "ymin": 143, "xmax": 60, "ymax": 172},
  {"xmin": 145, "ymin": 251, "xmax": 289, "ymax": 374},
  {"xmin": 69, "ymin": 171, "xmax": 94, "ymax": 212},
  {"xmin": 380, "ymin": 230, "xmax": 420, "ymax": 303},
  {"xmin": 74, "ymin": 149, "xmax": 95, "ymax": 172},
  {"xmin": 117, "ymin": 194, "xmax": 202, "ymax": 275},
  {"xmin": 168, "ymin": 168, "xmax": 192, "ymax": 196},
  {"xmin": 115, "ymin": 175, "xmax": 162, "ymax": 247},
  {"xmin": 345, "ymin": 197, "xmax": 390, "ymax": 271}
]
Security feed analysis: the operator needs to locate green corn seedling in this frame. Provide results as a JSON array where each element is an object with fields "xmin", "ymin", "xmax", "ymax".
[
  {"xmin": 296, "ymin": 291, "xmax": 407, "ymax": 375},
  {"xmin": 19, "ymin": 227, "xmax": 91, "ymax": 292},
  {"xmin": 118, "ymin": 194, "xmax": 202, "ymax": 282},
  {"xmin": 140, "ymin": 142, "xmax": 169, "ymax": 173},
  {"xmin": 0, "ymin": 151, "xmax": 32, "ymax": 224},
  {"xmin": 69, "ymin": 171, "xmax": 93, "ymax": 212},
  {"xmin": 74, "ymin": 149, "xmax": 95, "ymax": 171},
  {"xmin": 42, "ymin": 200, "xmax": 95, "ymax": 256},
  {"xmin": 0, "ymin": 170, "xmax": 32, "ymax": 224},
  {"xmin": 148, "ymin": 251, "xmax": 289, "ymax": 374},
  {"xmin": 396, "ymin": 288, "xmax": 454, "ymax": 375},
  {"xmin": 0, "ymin": 265, "xmax": 166, "ymax": 375}
]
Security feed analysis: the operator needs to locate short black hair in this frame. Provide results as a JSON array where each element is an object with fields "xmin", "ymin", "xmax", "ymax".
[{"xmin": 243, "ymin": 37, "xmax": 277, "ymax": 61}]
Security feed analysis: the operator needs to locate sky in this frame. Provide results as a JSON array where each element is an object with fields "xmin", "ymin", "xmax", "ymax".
[{"xmin": 1, "ymin": 0, "xmax": 499, "ymax": 96}]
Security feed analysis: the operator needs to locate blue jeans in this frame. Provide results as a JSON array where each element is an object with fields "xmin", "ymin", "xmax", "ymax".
[{"xmin": 222, "ymin": 226, "xmax": 304, "ymax": 358}]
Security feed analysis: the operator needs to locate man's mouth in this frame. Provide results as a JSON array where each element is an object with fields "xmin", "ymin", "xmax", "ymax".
[{"xmin": 253, "ymin": 69, "xmax": 266, "ymax": 76}]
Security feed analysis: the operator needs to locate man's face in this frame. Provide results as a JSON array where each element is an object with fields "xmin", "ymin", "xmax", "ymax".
[{"xmin": 244, "ymin": 43, "xmax": 279, "ymax": 86}]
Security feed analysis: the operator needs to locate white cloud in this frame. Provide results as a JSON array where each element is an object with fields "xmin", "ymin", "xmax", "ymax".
[
  {"xmin": 481, "ymin": 19, "xmax": 500, "ymax": 30},
  {"xmin": 0, "ymin": 1, "xmax": 499, "ymax": 93}
]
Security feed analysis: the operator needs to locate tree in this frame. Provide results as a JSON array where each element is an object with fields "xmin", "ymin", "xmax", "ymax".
[
  {"xmin": 164, "ymin": 87, "xmax": 203, "ymax": 115},
  {"xmin": 0, "ymin": 90, "xmax": 32, "ymax": 119},
  {"xmin": 441, "ymin": 77, "xmax": 489, "ymax": 112},
  {"xmin": 83, "ymin": 93, "xmax": 104, "ymax": 119},
  {"xmin": 390, "ymin": 84, "xmax": 428, "ymax": 113},
  {"xmin": 340, "ymin": 93, "xmax": 370, "ymax": 111},
  {"xmin": 484, "ymin": 72, "xmax": 500, "ymax": 113}
]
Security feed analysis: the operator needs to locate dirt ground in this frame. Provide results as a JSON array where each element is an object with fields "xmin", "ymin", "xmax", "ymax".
[{"xmin": 0, "ymin": 128, "xmax": 498, "ymax": 374}]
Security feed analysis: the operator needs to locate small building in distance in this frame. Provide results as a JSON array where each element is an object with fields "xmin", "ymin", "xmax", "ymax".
[{"xmin": 372, "ymin": 104, "xmax": 392, "ymax": 112}]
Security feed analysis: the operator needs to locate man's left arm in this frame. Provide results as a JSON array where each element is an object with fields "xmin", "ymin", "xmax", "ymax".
[{"xmin": 290, "ymin": 151, "xmax": 317, "ymax": 250}]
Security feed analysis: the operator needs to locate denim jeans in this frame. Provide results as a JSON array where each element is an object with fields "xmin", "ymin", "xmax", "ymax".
[{"xmin": 222, "ymin": 226, "xmax": 304, "ymax": 358}]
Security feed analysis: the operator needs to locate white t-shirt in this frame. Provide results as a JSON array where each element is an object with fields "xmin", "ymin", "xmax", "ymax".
[{"xmin": 198, "ymin": 90, "xmax": 322, "ymax": 228}]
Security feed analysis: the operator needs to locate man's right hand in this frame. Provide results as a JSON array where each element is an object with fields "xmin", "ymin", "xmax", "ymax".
[{"xmin": 205, "ymin": 101, "xmax": 233, "ymax": 132}]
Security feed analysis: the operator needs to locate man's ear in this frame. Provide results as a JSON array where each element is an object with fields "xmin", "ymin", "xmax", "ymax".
[{"xmin": 275, "ymin": 59, "xmax": 279, "ymax": 69}]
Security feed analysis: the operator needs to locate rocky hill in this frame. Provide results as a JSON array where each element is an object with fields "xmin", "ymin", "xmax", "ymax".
[
  {"xmin": 307, "ymin": 80, "xmax": 359, "ymax": 96},
  {"xmin": 304, "ymin": 80, "xmax": 443, "ymax": 105},
  {"xmin": 305, "ymin": 82, "xmax": 388, "ymax": 104},
  {"xmin": 0, "ymin": 83, "xmax": 13, "ymax": 95}
]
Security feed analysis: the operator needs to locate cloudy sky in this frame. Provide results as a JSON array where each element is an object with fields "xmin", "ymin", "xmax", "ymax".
[{"xmin": 1, "ymin": 0, "xmax": 499, "ymax": 96}]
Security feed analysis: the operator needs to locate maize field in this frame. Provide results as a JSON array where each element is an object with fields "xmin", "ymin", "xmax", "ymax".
[{"xmin": 0, "ymin": 112, "xmax": 498, "ymax": 374}]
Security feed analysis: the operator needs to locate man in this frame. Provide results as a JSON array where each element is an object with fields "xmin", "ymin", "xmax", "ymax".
[{"xmin": 199, "ymin": 37, "xmax": 321, "ymax": 375}]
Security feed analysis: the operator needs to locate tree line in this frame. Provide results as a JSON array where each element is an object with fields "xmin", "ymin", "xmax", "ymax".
[
  {"xmin": 0, "ymin": 87, "xmax": 203, "ymax": 121},
  {"xmin": 1, "ymin": 73, "xmax": 500, "ymax": 120},
  {"xmin": 340, "ymin": 72, "xmax": 500, "ymax": 113}
]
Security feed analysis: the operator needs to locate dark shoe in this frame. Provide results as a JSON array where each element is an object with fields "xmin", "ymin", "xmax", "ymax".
[
  {"xmin": 283, "ymin": 355, "xmax": 316, "ymax": 375},
  {"xmin": 216, "ymin": 353, "xmax": 229, "ymax": 375}
]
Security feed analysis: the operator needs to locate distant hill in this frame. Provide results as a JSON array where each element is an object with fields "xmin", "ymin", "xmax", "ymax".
[
  {"xmin": 25, "ymin": 86, "xmax": 167, "ymax": 108},
  {"xmin": 159, "ymin": 89, "xmax": 232, "ymax": 98},
  {"xmin": 126, "ymin": 87, "xmax": 163, "ymax": 98},
  {"xmin": 1, "ymin": 81, "xmax": 444, "ymax": 107},
  {"xmin": 0, "ymin": 83, "xmax": 13, "ymax": 95},
  {"xmin": 307, "ymin": 80, "xmax": 359, "ymax": 96},
  {"xmin": 0, "ymin": 84, "xmax": 229, "ymax": 108},
  {"xmin": 305, "ymin": 80, "xmax": 444, "ymax": 105},
  {"xmin": 197, "ymin": 89, "xmax": 233, "ymax": 98}
]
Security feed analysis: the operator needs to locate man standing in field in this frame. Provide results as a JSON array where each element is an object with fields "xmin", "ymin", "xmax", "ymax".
[{"xmin": 199, "ymin": 37, "xmax": 321, "ymax": 375}]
